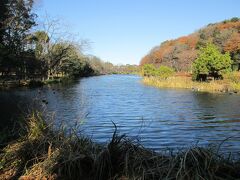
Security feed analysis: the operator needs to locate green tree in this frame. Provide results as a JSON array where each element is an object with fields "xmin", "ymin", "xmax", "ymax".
[
  {"xmin": 0, "ymin": 0, "xmax": 36, "ymax": 78},
  {"xmin": 57, "ymin": 44, "xmax": 95, "ymax": 77},
  {"xmin": 193, "ymin": 43, "xmax": 232, "ymax": 81},
  {"xmin": 142, "ymin": 64, "xmax": 174, "ymax": 78},
  {"xmin": 2, "ymin": 0, "xmax": 36, "ymax": 53}
]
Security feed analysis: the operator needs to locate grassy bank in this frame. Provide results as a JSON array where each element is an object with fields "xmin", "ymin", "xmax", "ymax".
[
  {"xmin": 0, "ymin": 112, "xmax": 240, "ymax": 179},
  {"xmin": 143, "ymin": 73, "xmax": 240, "ymax": 93}
]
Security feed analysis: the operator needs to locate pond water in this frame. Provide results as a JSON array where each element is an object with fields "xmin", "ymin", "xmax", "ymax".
[{"xmin": 1, "ymin": 75, "xmax": 240, "ymax": 154}]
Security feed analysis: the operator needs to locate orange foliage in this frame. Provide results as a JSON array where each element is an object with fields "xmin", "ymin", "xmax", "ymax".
[
  {"xmin": 186, "ymin": 35, "xmax": 199, "ymax": 49},
  {"xmin": 140, "ymin": 35, "xmax": 198, "ymax": 68},
  {"xmin": 177, "ymin": 36, "xmax": 188, "ymax": 43},
  {"xmin": 140, "ymin": 55, "xmax": 151, "ymax": 66},
  {"xmin": 140, "ymin": 19, "xmax": 239, "ymax": 71},
  {"xmin": 173, "ymin": 35, "xmax": 198, "ymax": 49},
  {"xmin": 224, "ymin": 32, "xmax": 240, "ymax": 52},
  {"xmin": 217, "ymin": 21, "xmax": 240, "ymax": 30}
]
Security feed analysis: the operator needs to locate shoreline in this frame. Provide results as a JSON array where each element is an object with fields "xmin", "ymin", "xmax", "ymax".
[
  {"xmin": 0, "ymin": 73, "xmax": 139, "ymax": 90},
  {"xmin": 0, "ymin": 75, "xmax": 97, "ymax": 90},
  {"xmin": 143, "ymin": 76, "xmax": 240, "ymax": 94}
]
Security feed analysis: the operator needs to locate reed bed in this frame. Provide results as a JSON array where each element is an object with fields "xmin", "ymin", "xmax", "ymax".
[
  {"xmin": 143, "ymin": 76, "xmax": 240, "ymax": 93},
  {"xmin": 0, "ymin": 112, "xmax": 240, "ymax": 179}
]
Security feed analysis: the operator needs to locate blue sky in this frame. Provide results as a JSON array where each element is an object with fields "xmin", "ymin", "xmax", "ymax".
[{"xmin": 36, "ymin": 0, "xmax": 240, "ymax": 65}]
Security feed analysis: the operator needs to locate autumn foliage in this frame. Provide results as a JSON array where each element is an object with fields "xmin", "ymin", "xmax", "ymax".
[
  {"xmin": 140, "ymin": 18, "xmax": 240, "ymax": 72},
  {"xmin": 224, "ymin": 32, "xmax": 240, "ymax": 52}
]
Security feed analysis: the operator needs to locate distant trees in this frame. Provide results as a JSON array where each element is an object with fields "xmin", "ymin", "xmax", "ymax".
[
  {"xmin": 115, "ymin": 64, "xmax": 139, "ymax": 74},
  {"xmin": 57, "ymin": 44, "xmax": 95, "ymax": 77},
  {"xmin": 86, "ymin": 56, "xmax": 140, "ymax": 75},
  {"xmin": 224, "ymin": 32, "xmax": 240, "ymax": 70},
  {"xmin": 224, "ymin": 32, "xmax": 240, "ymax": 53},
  {"xmin": 140, "ymin": 18, "xmax": 240, "ymax": 73},
  {"xmin": 0, "ymin": 2, "xmax": 99, "ymax": 81},
  {"xmin": 193, "ymin": 43, "xmax": 232, "ymax": 81},
  {"xmin": 142, "ymin": 64, "xmax": 174, "ymax": 78},
  {"xmin": 88, "ymin": 56, "xmax": 108, "ymax": 74},
  {"xmin": 140, "ymin": 35, "xmax": 198, "ymax": 71}
]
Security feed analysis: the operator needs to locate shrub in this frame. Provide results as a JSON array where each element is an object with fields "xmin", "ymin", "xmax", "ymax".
[
  {"xmin": 142, "ymin": 64, "xmax": 174, "ymax": 79},
  {"xmin": 157, "ymin": 65, "xmax": 175, "ymax": 79},
  {"xmin": 141, "ymin": 64, "xmax": 157, "ymax": 76}
]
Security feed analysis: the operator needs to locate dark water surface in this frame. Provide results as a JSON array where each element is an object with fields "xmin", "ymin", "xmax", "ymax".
[{"xmin": 1, "ymin": 75, "xmax": 240, "ymax": 154}]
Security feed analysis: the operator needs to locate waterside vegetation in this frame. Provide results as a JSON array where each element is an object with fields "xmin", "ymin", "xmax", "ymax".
[
  {"xmin": 140, "ymin": 18, "xmax": 240, "ymax": 93},
  {"xmin": 143, "ymin": 74, "xmax": 240, "ymax": 93},
  {"xmin": 1, "ymin": 112, "xmax": 240, "ymax": 180},
  {"xmin": 141, "ymin": 43, "xmax": 240, "ymax": 93}
]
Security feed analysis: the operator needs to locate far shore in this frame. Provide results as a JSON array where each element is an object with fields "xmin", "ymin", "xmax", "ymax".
[{"xmin": 143, "ymin": 76, "xmax": 240, "ymax": 94}]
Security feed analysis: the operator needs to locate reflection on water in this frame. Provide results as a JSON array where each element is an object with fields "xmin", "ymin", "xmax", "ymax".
[{"xmin": 1, "ymin": 75, "xmax": 240, "ymax": 154}]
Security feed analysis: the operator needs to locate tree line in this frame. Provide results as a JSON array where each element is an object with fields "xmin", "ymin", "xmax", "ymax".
[
  {"xmin": 140, "ymin": 17, "xmax": 240, "ymax": 73},
  {"xmin": 0, "ymin": 0, "xmax": 95, "ymax": 81},
  {"xmin": 142, "ymin": 43, "xmax": 233, "ymax": 81},
  {"xmin": 0, "ymin": 0, "xmax": 139, "ymax": 84}
]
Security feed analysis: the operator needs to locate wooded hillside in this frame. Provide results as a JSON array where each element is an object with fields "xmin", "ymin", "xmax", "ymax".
[{"xmin": 140, "ymin": 17, "xmax": 240, "ymax": 71}]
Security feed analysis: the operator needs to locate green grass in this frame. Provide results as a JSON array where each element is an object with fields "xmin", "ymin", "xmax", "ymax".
[{"xmin": 0, "ymin": 112, "xmax": 240, "ymax": 179}]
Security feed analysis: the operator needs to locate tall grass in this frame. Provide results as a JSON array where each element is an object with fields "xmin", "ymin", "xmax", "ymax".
[
  {"xmin": 143, "ymin": 73, "xmax": 240, "ymax": 93},
  {"xmin": 0, "ymin": 112, "xmax": 240, "ymax": 179}
]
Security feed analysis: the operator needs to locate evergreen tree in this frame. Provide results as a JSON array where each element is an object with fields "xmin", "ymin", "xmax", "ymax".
[{"xmin": 193, "ymin": 43, "xmax": 232, "ymax": 81}]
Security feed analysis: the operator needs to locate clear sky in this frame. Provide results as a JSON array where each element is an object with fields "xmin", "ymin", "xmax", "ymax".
[{"xmin": 36, "ymin": 0, "xmax": 240, "ymax": 65}]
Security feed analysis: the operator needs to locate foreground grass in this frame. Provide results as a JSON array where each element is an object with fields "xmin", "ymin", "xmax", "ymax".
[
  {"xmin": 143, "ymin": 75, "xmax": 240, "ymax": 93},
  {"xmin": 0, "ymin": 112, "xmax": 240, "ymax": 179}
]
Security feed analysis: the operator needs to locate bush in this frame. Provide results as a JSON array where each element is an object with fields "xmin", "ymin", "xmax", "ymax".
[
  {"xmin": 157, "ymin": 65, "xmax": 175, "ymax": 79},
  {"xmin": 141, "ymin": 64, "xmax": 157, "ymax": 76},
  {"xmin": 142, "ymin": 64, "xmax": 174, "ymax": 78}
]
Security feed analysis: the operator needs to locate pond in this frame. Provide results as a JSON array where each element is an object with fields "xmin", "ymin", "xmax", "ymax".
[{"xmin": 1, "ymin": 75, "xmax": 240, "ymax": 154}]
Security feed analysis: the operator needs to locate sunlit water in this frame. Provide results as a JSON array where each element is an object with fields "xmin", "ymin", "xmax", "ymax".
[{"xmin": 1, "ymin": 75, "xmax": 240, "ymax": 154}]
